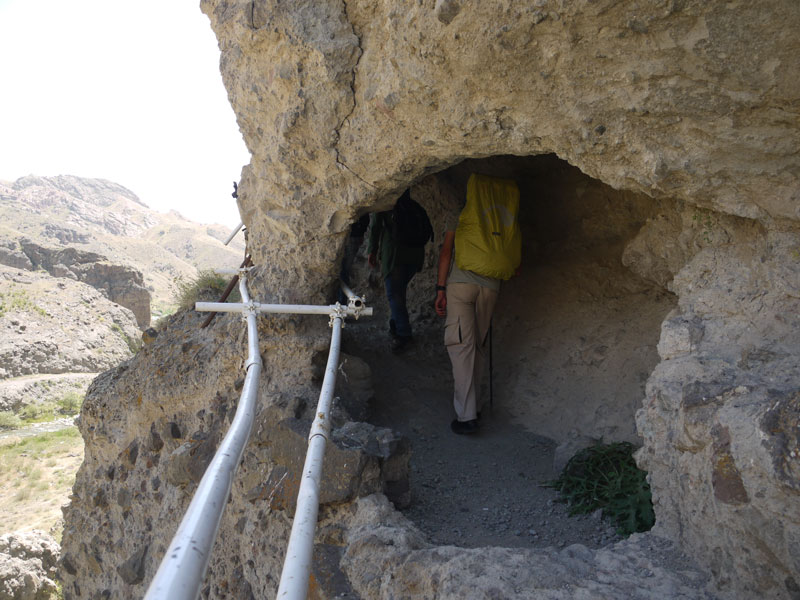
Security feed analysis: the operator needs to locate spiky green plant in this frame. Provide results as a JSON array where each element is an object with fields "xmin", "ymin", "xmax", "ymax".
[
  {"xmin": 546, "ymin": 442, "xmax": 655, "ymax": 536},
  {"xmin": 175, "ymin": 270, "xmax": 241, "ymax": 311}
]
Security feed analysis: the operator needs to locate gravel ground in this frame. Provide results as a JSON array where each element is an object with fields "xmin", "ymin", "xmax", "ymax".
[
  {"xmin": 341, "ymin": 320, "xmax": 721, "ymax": 598},
  {"xmin": 343, "ymin": 321, "xmax": 623, "ymax": 551}
]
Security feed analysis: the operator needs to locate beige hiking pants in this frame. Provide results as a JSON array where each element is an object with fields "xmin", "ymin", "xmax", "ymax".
[{"xmin": 444, "ymin": 282, "xmax": 499, "ymax": 422}]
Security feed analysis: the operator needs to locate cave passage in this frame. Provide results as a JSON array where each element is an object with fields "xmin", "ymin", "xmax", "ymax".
[{"xmin": 341, "ymin": 153, "xmax": 676, "ymax": 549}]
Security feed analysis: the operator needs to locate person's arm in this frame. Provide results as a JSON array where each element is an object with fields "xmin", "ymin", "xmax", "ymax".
[{"xmin": 435, "ymin": 231, "xmax": 455, "ymax": 317}]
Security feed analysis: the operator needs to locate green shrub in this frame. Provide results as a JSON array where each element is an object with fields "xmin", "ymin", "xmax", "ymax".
[
  {"xmin": 175, "ymin": 270, "xmax": 240, "ymax": 312},
  {"xmin": 0, "ymin": 411, "xmax": 23, "ymax": 430},
  {"xmin": 3, "ymin": 427, "xmax": 80, "ymax": 455},
  {"xmin": 151, "ymin": 300, "xmax": 177, "ymax": 321},
  {"xmin": 57, "ymin": 392, "xmax": 83, "ymax": 416},
  {"xmin": 546, "ymin": 442, "xmax": 655, "ymax": 536},
  {"xmin": 0, "ymin": 286, "xmax": 48, "ymax": 318},
  {"xmin": 19, "ymin": 402, "xmax": 54, "ymax": 423}
]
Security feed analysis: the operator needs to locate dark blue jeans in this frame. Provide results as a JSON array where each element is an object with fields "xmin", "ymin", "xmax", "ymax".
[{"xmin": 384, "ymin": 263, "xmax": 417, "ymax": 338}]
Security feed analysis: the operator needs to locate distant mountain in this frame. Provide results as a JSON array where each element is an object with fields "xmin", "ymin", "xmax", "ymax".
[{"xmin": 0, "ymin": 175, "xmax": 246, "ymax": 317}]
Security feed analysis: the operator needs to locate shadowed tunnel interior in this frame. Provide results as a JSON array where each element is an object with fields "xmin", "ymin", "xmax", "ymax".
[{"xmin": 338, "ymin": 153, "xmax": 677, "ymax": 548}]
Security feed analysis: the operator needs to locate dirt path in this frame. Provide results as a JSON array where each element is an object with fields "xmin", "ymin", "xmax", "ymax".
[
  {"xmin": 343, "ymin": 321, "xmax": 622, "ymax": 550},
  {"xmin": 0, "ymin": 373, "xmax": 98, "ymax": 385}
]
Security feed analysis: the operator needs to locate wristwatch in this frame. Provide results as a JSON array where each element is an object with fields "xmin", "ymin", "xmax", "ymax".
[{"xmin": 436, "ymin": 285, "xmax": 446, "ymax": 292}]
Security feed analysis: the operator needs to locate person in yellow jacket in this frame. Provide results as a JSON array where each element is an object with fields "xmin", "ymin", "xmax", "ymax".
[{"xmin": 435, "ymin": 173, "xmax": 520, "ymax": 435}]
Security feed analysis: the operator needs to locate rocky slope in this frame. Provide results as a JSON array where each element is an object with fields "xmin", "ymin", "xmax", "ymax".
[
  {"xmin": 0, "ymin": 266, "xmax": 140, "ymax": 383},
  {"xmin": 0, "ymin": 175, "xmax": 246, "ymax": 317},
  {"xmin": 0, "ymin": 175, "xmax": 247, "ymax": 418},
  {"xmin": 60, "ymin": 2, "xmax": 800, "ymax": 600},
  {"xmin": 0, "ymin": 530, "xmax": 60, "ymax": 600},
  {"xmin": 0, "ymin": 238, "xmax": 151, "ymax": 328}
]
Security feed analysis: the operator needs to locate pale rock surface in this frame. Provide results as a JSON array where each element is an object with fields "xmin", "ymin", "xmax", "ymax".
[
  {"xmin": 0, "ymin": 175, "xmax": 246, "ymax": 315},
  {"xmin": 0, "ymin": 531, "xmax": 59, "ymax": 600},
  {"xmin": 59, "ymin": 1, "xmax": 800, "ymax": 599},
  {"xmin": 342, "ymin": 495, "xmax": 716, "ymax": 600},
  {"xmin": 632, "ymin": 215, "xmax": 800, "ymax": 599},
  {"xmin": 59, "ymin": 308, "xmax": 410, "ymax": 598},
  {"xmin": 5, "ymin": 175, "xmax": 155, "ymax": 238},
  {"xmin": 0, "ymin": 266, "xmax": 139, "ymax": 381},
  {"xmin": 0, "ymin": 238, "xmax": 152, "ymax": 329}
]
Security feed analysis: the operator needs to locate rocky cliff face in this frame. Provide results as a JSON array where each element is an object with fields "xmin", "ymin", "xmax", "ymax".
[
  {"xmin": 0, "ymin": 266, "xmax": 141, "ymax": 382},
  {"xmin": 0, "ymin": 175, "xmax": 246, "ymax": 316},
  {"xmin": 60, "ymin": 1, "xmax": 800, "ymax": 599},
  {"xmin": 0, "ymin": 238, "xmax": 151, "ymax": 328}
]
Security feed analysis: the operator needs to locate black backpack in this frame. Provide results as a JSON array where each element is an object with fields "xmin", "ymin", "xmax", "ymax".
[{"xmin": 392, "ymin": 191, "xmax": 434, "ymax": 248}]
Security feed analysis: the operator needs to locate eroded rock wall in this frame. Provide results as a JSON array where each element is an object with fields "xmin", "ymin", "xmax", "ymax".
[
  {"xmin": 204, "ymin": 0, "xmax": 798, "ymax": 301},
  {"xmin": 59, "ymin": 306, "xmax": 410, "ymax": 598},
  {"xmin": 0, "ymin": 266, "xmax": 140, "ymax": 381},
  {"xmin": 629, "ymin": 211, "xmax": 800, "ymax": 597},
  {"xmin": 0, "ymin": 239, "xmax": 151, "ymax": 329},
  {"xmin": 60, "ymin": 1, "xmax": 800, "ymax": 598},
  {"xmin": 203, "ymin": 0, "xmax": 799, "ymax": 596}
]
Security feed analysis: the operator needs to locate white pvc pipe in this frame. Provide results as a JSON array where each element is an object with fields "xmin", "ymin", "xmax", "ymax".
[
  {"xmin": 339, "ymin": 280, "xmax": 366, "ymax": 311},
  {"xmin": 240, "ymin": 278, "xmax": 261, "ymax": 367},
  {"xmin": 340, "ymin": 280, "xmax": 356, "ymax": 300},
  {"xmin": 275, "ymin": 316, "xmax": 343, "ymax": 600},
  {"xmin": 145, "ymin": 276, "xmax": 371, "ymax": 598},
  {"xmin": 224, "ymin": 222, "xmax": 244, "ymax": 246},
  {"xmin": 144, "ymin": 276, "xmax": 261, "ymax": 600},
  {"xmin": 195, "ymin": 301, "xmax": 373, "ymax": 318}
]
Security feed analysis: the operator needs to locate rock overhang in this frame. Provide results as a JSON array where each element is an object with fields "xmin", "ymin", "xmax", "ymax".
[
  {"xmin": 56, "ymin": 2, "xmax": 800, "ymax": 598},
  {"xmin": 200, "ymin": 1, "xmax": 800, "ymax": 596}
]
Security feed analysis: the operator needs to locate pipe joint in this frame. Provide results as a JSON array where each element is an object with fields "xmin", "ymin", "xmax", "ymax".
[
  {"xmin": 329, "ymin": 303, "xmax": 347, "ymax": 328},
  {"xmin": 347, "ymin": 295, "xmax": 366, "ymax": 316},
  {"xmin": 340, "ymin": 280, "xmax": 367, "ymax": 319},
  {"xmin": 308, "ymin": 411, "xmax": 331, "ymax": 441}
]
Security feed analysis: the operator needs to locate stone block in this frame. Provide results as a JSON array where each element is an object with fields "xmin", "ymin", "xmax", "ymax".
[{"xmin": 261, "ymin": 418, "xmax": 411, "ymax": 514}]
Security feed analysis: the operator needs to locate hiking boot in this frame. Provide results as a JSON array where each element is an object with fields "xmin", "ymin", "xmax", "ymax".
[
  {"xmin": 450, "ymin": 419, "xmax": 479, "ymax": 435},
  {"xmin": 390, "ymin": 335, "xmax": 413, "ymax": 354}
]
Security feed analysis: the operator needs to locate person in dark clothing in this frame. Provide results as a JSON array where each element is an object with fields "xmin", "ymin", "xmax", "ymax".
[
  {"xmin": 367, "ymin": 190, "xmax": 432, "ymax": 353},
  {"xmin": 339, "ymin": 214, "xmax": 370, "ymax": 304}
]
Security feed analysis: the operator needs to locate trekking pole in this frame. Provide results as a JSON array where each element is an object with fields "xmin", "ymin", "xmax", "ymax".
[{"xmin": 489, "ymin": 319, "xmax": 493, "ymax": 412}]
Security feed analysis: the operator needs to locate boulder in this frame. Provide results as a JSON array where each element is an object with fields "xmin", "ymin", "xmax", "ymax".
[{"xmin": 0, "ymin": 530, "xmax": 60, "ymax": 600}]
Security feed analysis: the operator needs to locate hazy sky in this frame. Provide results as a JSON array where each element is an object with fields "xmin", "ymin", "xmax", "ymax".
[{"xmin": 0, "ymin": 0, "xmax": 250, "ymax": 228}]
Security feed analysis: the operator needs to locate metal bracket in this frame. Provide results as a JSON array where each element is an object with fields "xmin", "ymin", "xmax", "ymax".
[
  {"xmin": 239, "ymin": 301, "xmax": 259, "ymax": 324},
  {"xmin": 329, "ymin": 303, "xmax": 347, "ymax": 328},
  {"xmin": 347, "ymin": 294, "xmax": 366, "ymax": 319}
]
